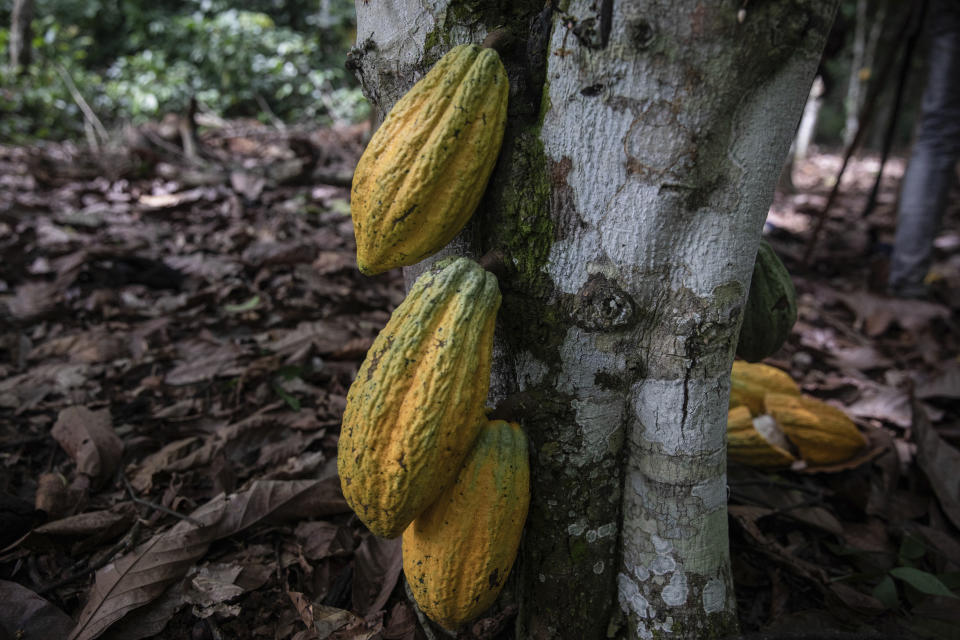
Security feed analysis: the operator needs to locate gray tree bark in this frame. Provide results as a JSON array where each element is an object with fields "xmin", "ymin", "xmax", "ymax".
[
  {"xmin": 348, "ymin": 1, "xmax": 836, "ymax": 638},
  {"xmin": 9, "ymin": 0, "xmax": 34, "ymax": 70}
]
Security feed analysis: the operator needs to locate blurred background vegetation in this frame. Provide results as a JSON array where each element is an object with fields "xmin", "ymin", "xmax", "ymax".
[
  {"xmin": 0, "ymin": 0, "xmax": 929, "ymax": 149},
  {"xmin": 0, "ymin": 0, "xmax": 366, "ymax": 142}
]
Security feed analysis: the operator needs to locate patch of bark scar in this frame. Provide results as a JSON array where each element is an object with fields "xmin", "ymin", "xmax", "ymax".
[{"xmin": 681, "ymin": 365, "xmax": 691, "ymax": 429}]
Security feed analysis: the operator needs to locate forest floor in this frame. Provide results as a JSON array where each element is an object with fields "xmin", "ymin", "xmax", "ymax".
[{"xmin": 0, "ymin": 122, "xmax": 958, "ymax": 640}]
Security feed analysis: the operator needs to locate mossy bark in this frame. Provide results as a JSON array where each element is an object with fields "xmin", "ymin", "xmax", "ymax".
[{"xmin": 349, "ymin": 1, "xmax": 837, "ymax": 638}]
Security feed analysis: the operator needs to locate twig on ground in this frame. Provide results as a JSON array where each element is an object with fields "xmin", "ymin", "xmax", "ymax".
[
  {"xmin": 36, "ymin": 519, "xmax": 142, "ymax": 594},
  {"xmin": 120, "ymin": 473, "xmax": 203, "ymax": 527}
]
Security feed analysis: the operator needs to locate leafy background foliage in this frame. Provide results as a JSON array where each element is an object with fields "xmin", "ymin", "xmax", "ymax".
[{"xmin": 0, "ymin": 0, "xmax": 366, "ymax": 142}]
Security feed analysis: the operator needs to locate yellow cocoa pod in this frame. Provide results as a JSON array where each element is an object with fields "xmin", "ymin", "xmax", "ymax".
[
  {"xmin": 764, "ymin": 393, "xmax": 868, "ymax": 465},
  {"xmin": 727, "ymin": 405, "xmax": 754, "ymax": 433},
  {"xmin": 338, "ymin": 257, "xmax": 500, "ymax": 538},
  {"xmin": 729, "ymin": 361, "xmax": 800, "ymax": 415},
  {"xmin": 351, "ymin": 44, "xmax": 509, "ymax": 275},
  {"xmin": 726, "ymin": 406, "xmax": 797, "ymax": 468},
  {"xmin": 403, "ymin": 419, "xmax": 530, "ymax": 629}
]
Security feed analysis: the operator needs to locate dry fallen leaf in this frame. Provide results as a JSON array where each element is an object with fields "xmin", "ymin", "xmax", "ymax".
[
  {"xmin": 916, "ymin": 361, "xmax": 960, "ymax": 400},
  {"xmin": 163, "ymin": 343, "xmax": 247, "ymax": 386},
  {"xmin": 845, "ymin": 386, "xmax": 912, "ymax": 428},
  {"xmin": 838, "ymin": 291, "xmax": 950, "ymax": 336},
  {"xmin": 29, "ymin": 330, "xmax": 129, "ymax": 364},
  {"xmin": 230, "ymin": 171, "xmax": 266, "ymax": 201},
  {"xmin": 243, "ymin": 240, "xmax": 316, "ymax": 267},
  {"xmin": 102, "ymin": 564, "xmax": 251, "ymax": 640},
  {"xmin": 51, "ymin": 406, "xmax": 123, "ymax": 483},
  {"xmin": 313, "ymin": 604, "xmax": 360, "ymax": 639},
  {"xmin": 912, "ymin": 396, "xmax": 960, "ymax": 531},
  {"xmin": 34, "ymin": 472, "xmax": 69, "ymax": 519},
  {"xmin": 0, "ymin": 363, "xmax": 90, "ymax": 411},
  {"xmin": 0, "ymin": 579, "xmax": 74, "ymax": 640},
  {"xmin": 295, "ymin": 521, "xmax": 354, "ymax": 561},
  {"xmin": 34, "ymin": 506, "xmax": 134, "ymax": 539},
  {"xmin": 382, "ymin": 601, "xmax": 418, "ymax": 640},
  {"xmin": 68, "ymin": 480, "xmax": 339, "ymax": 640},
  {"xmin": 128, "ymin": 436, "xmax": 202, "ymax": 493},
  {"xmin": 828, "ymin": 582, "xmax": 885, "ymax": 614},
  {"xmin": 5, "ymin": 281, "xmax": 64, "ymax": 320},
  {"xmin": 261, "ymin": 320, "xmax": 357, "ymax": 358},
  {"xmin": 138, "ymin": 188, "xmax": 206, "ymax": 210},
  {"xmin": 351, "ymin": 536, "xmax": 402, "ymax": 618},
  {"xmin": 824, "ymin": 345, "xmax": 893, "ymax": 372}
]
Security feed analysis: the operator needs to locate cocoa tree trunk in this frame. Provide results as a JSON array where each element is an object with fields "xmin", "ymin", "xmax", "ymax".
[{"xmin": 349, "ymin": 1, "xmax": 837, "ymax": 638}]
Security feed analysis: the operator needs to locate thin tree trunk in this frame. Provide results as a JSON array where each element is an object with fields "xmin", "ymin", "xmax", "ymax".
[
  {"xmin": 350, "ymin": 2, "xmax": 836, "ymax": 638},
  {"xmin": 781, "ymin": 75, "xmax": 826, "ymax": 193},
  {"xmin": 9, "ymin": 0, "xmax": 35, "ymax": 70},
  {"xmin": 865, "ymin": 3, "xmax": 887, "ymax": 93},
  {"xmin": 796, "ymin": 77, "xmax": 826, "ymax": 163},
  {"xmin": 844, "ymin": 0, "xmax": 888, "ymax": 148},
  {"xmin": 844, "ymin": 0, "xmax": 870, "ymax": 147}
]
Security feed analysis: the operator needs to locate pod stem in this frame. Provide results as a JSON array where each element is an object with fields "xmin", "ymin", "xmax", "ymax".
[
  {"xmin": 478, "ymin": 248, "xmax": 509, "ymax": 281},
  {"xmin": 481, "ymin": 29, "xmax": 518, "ymax": 55}
]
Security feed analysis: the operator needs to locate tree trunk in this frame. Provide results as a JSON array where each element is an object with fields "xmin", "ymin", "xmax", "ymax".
[
  {"xmin": 843, "ymin": 0, "xmax": 887, "ymax": 148},
  {"xmin": 796, "ymin": 75, "xmax": 826, "ymax": 162},
  {"xmin": 779, "ymin": 76, "xmax": 826, "ymax": 194},
  {"xmin": 9, "ymin": 0, "xmax": 35, "ymax": 70},
  {"xmin": 349, "ymin": 1, "xmax": 836, "ymax": 638}
]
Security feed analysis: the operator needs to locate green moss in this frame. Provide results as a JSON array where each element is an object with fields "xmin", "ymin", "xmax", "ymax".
[
  {"xmin": 502, "ymin": 132, "xmax": 552, "ymax": 288},
  {"xmin": 423, "ymin": 27, "xmax": 444, "ymax": 56},
  {"xmin": 537, "ymin": 75, "xmax": 552, "ymax": 122},
  {"xmin": 712, "ymin": 281, "xmax": 745, "ymax": 312},
  {"xmin": 570, "ymin": 537, "xmax": 588, "ymax": 562},
  {"xmin": 482, "ymin": 96, "xmax": 562, "ymax": 364}
]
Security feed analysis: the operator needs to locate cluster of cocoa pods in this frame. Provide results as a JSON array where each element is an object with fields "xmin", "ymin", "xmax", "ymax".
[
  {"xmin": 337, "ymin": 44, "xmax": 529, "ymax": 629},
  {"xmin": 727, "ymin": 362, "xmax": 868, "ymax": 468}
]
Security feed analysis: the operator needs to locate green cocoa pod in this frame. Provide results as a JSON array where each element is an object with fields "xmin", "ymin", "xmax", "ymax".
[{"xmin": 736, "ymin": 239, "xmax": 798, "ymax": 362}]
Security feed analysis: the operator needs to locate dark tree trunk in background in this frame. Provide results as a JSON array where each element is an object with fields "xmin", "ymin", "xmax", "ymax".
[{"xmin": 9, "ymin": 0, "xmax": 35, "ymax": 70}]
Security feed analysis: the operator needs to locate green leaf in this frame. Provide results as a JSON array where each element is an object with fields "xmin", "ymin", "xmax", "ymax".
[
  {"xmin": 224, "ymin": 296, "xmax": 261, "ymax": 313},
  {"xmin": 273, "ymin": 383, "xmax": 301, "ymax": 412},
  {"xmin": 329, "ymin": 198, "xmax": 351, "ymax": 216},
  {"xmin": 872, "ymin": 575, "xmax": 898, "ymax": 609},
  {"xmin": 276, "ymin": 366, "xmax": 304, "ymax": 381},
  {"xmin": 899, "ymin": 533, "xmax": 927, "ymax": 563},
  {"xmin": 890, "ymin": 567, "xmax": 959, "ymax": 598},
  {"xmin": 939, "ymin": 571, "xmax": 960, "ymax": 591}
]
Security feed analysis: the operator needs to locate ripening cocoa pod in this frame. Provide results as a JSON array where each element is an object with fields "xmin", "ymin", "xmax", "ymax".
[
  {"xmin": 351, "ymin": 44, "xmax": 509, "ymax": 275},
  {"xmin": 337, "ymin": 257, "xmax": 500, "ymax": 538},
  {"xmin": 402, "ymin": 419, "xmax": 530, "ymax": 629}
]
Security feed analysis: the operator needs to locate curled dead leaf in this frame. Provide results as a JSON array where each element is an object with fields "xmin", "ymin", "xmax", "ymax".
[{"xmin": 51, "ymin": 407, "xmax": 123, "ymax": 483}]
